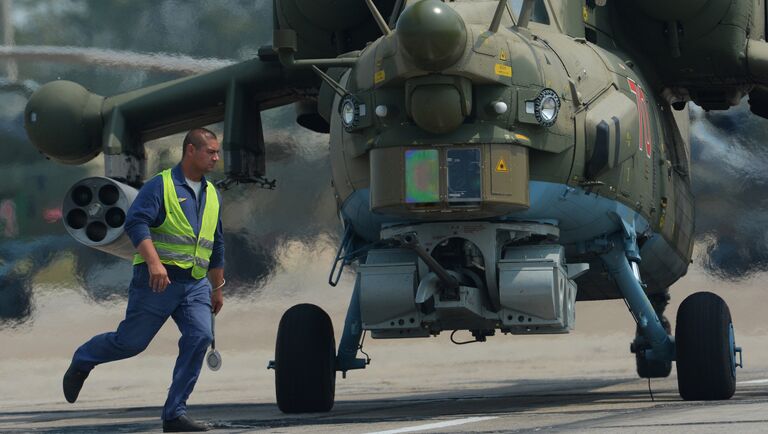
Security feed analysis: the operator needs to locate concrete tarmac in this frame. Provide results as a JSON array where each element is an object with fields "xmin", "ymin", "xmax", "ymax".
[
  {"xmin": 3, "ymin": 373, "xmax": 768, "ymax": 432},
  {"xmin": 2, "ymin": 248, "xmax": 768, "ymax": 433}
]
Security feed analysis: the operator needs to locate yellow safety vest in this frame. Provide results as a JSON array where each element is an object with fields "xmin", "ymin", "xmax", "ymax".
[{"xmin": 133, "ymin": 169, "xmax": 220, "ymax": 279}]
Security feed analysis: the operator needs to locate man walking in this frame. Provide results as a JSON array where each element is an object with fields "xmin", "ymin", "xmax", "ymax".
[{"xmin": 63, "ymin": 128, "xmax": 225, "ymax": 432}]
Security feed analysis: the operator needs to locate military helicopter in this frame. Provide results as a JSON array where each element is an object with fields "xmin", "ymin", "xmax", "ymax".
[{"xmin": 22, "ymin": 0, "xmax": 764, "ymax": 412}]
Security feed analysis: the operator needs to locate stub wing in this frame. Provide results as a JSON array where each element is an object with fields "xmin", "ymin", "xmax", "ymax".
[{"xmin": 24, "ymin": 53, "xmax": 320, "ymax": 186}]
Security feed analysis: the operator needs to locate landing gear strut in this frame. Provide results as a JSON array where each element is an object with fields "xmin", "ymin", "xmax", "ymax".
[
  {"xmin": 634, "ymin": 292, "xmax": 672, "ymax": 379},
  {"xmin": 597, "ymin": 224, "xmax": 741, "ymax": 400}
]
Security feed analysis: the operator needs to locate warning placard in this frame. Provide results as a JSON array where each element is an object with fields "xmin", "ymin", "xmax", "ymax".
[
  {"xmin": 496, "ymin": 158, "xmax": 509, "ymax": 172},
  {"xmin": 494, "ymin": 64, "xmax": 512, "ymax": 77}
]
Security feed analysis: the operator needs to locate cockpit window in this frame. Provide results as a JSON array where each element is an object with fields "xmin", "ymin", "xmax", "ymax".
[{"xmin": 508, "ymin": 0, "xmax": 550, "ymax": 25}]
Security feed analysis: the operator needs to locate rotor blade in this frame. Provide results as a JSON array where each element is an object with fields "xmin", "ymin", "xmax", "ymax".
[{"xmin": 0, "ymin": 45, "xmax": 235, "ymax": 75}]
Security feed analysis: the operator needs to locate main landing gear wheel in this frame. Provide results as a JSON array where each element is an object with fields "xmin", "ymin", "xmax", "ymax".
[
  {"xmin": 636, "ymin": 316, "xmax": 672, "ymax": 378},
  {"xmin": 274, "ymin": 303, "xmax": 336, "ymax": 413},
  {"xmin": 675, "ymin": 292, "xmax": 736, "ymax": 400}
]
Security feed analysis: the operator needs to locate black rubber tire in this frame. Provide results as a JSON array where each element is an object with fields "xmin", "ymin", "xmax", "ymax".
[
  {"xmin": 275, "ymin": 304, "xmax": 336, "ymax": 413},
  {"xmin": 636, "ymin": 316, "xmax": 672, "ymax": 378},
  {"xmin": 675, "ymin": 292, "xmax": 736, "ymax": 400}
]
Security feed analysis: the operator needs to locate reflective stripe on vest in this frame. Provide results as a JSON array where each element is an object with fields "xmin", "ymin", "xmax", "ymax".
[
  {"xmin": 133, "ymin": 169, "xmax": 220, "ymax": 279},
  {"xmin": 152, "ymin": 233, "xmax": 215, "ymax": 249}
]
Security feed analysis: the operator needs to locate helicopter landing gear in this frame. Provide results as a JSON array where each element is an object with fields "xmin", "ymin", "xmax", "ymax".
[
  {"xmin": 676, "ymin": 292, "xmax": 740, "ymax": 400},
  {"xmin": 273, "ymin": 304, "xmax": 336, "ymax": 413},
  {"xmin": 634, "ymin": 292, "xmax": 672, "ymax": 379},
  {"xmin": 597, "ymin": 223, "xmax": 741, "ymax": 400},
  {"xmin": 598, "ymin": 232, "xmax": 675, "ymax": 365},
  {"xmin": 634, "ymin": 315, "xmax": 672, "ymax": 378}
]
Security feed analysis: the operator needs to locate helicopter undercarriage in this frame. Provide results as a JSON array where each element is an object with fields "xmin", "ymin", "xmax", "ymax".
[
  {"xmin": 272, "ymin": 218, "xmax": 743, "ymax": 413},
  {"xmin": 357, "ymin": 222, "xmax": 580, "ymax": 338}
]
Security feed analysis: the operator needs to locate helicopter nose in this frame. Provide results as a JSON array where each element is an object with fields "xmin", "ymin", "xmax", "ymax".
[{"xmin": 396, "ymin": 0, "xmax": 468, "ymax": 72}]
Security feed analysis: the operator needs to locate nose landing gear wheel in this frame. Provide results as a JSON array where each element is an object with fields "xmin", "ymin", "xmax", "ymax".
[
  {"xmin": 274, "ymin": 303, "xmax": 336, "ymax": 413},
  {"xmin": 675, "ymin": 292, "xmax": 736, "ymax": 400}
]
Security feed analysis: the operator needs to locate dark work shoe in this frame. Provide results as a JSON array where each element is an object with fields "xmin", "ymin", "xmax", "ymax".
[
  {"xmin": 163, "ymin": 415, "xmax": 209, "ymax": 432},
  {"xmin": 62, "ymin": 363, "xmax": 89, "ymax": 403}
]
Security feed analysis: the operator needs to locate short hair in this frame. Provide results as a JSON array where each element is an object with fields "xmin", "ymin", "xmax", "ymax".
[{"xmin": 182, "ymin": 128, "xmax": 218, "ymax": 156}]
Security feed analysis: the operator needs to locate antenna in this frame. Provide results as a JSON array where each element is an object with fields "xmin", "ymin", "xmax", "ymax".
[
  {"xmin": 517, "ymin": 0, "xmax": 535, "ymax": 29},
  {"xmin": 365, "ymin": 0, "xmax": 393, "ymax": 37},
  {"xmin": 387, "ymin": 0, "xmax": 405, "ymax": 29},
  {"xmin": 311, "ymin": 65, "xmax": 348, "ymax": 98},
  {"xmin": 489, "ymin": 0, "xmax": 508, "ymax": 33}
]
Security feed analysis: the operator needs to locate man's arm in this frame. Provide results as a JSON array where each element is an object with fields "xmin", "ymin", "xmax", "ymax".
[
  {"xmin": 207, "ymin": 188, "xmax": 225, "ymax": 314},
  {"xmin": 208, "ymin": 188, "xmax": 225, "ymax": 269},
  {"xmin": 125, "ymin": 176, "xmax": 170, "ymax": 292},
  {"xmin": 137, "ymin": 238, "xmax": 171, "ymax": 292},
  {"xmin": 208, "ymin": 267, "xmax": 224, "ymax": 314}
]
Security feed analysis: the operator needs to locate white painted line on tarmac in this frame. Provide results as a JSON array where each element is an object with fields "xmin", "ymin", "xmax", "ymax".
[
  {"xmin": 738, "ymin": 378, "xmax": 768, "ymax": 385},
  {"xmin": 365, "ymin": 416, "xmax": 498, "ymax": 434}
]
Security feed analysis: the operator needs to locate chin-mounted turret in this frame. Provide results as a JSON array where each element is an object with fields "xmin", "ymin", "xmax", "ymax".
[{"xmin": 396, "ymin": 0, "xmax": 469, "ymax": 134}]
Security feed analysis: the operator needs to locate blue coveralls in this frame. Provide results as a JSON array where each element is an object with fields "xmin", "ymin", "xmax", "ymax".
[{"xmin": 70, "ymin": 164, "xmax": 224, "ymax": 421}]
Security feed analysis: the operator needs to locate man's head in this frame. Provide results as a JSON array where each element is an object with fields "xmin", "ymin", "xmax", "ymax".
[{"xmin": 181, "ymin": 128, "xmax": 220, "ymax": 176}]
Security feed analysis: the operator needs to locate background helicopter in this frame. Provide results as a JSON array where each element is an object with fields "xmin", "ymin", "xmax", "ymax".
[
  {"xmin": 0, "ymin": 0, "xmax": 337, "ymax": 327},
  {"xmin": 7, "ymin": 0, "xmax": 768, "ymax": 416}
]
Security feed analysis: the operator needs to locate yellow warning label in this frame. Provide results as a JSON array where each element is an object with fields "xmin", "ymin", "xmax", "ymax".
[
  {"xmin": 496, "ymin": 158, "xmax": 509, "ymax": 172},
  {"xmin": 494, "ymin": 64, "xmax": 512, "ymax": 77},
  {"xmin": 374, "ymin": 70, "xmax": 386, "ymax": 84},
  {"xmin": 582, "ymin": 6, "xmax": 589, "ymax": 21},
  {"xmin": 500, "ymin": 50, "xmax": 508, "ymax": 61}
]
